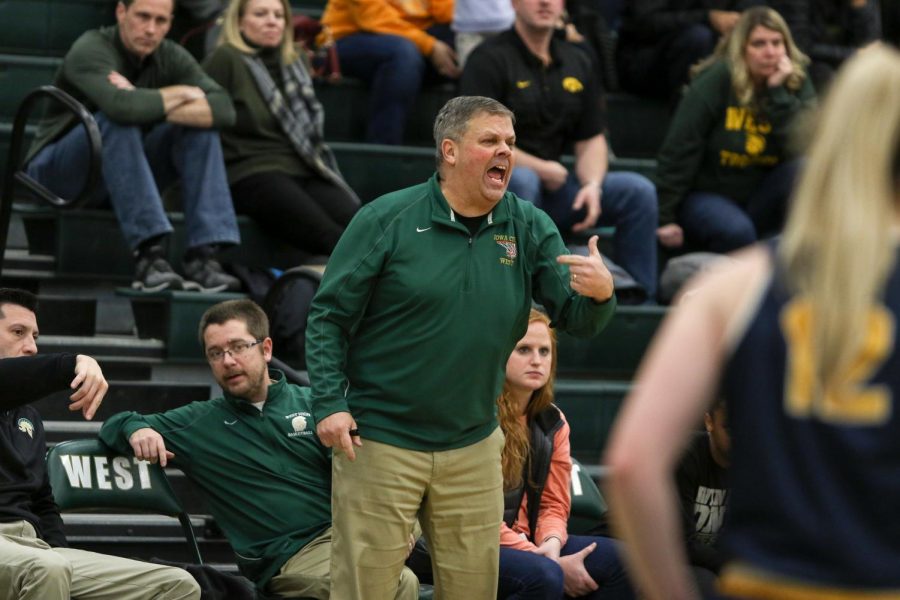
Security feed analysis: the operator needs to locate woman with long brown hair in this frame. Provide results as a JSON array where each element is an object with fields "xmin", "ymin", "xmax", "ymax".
[{"xmin": 497, "ymin": 308, "xmax": 633, "ymax": 599}]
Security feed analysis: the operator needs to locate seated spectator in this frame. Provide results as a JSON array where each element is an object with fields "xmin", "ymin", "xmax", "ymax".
[
  {"xmin": 0, "ymin": 288, "xmax": 201, "ymax": 600},
  {"xmin": 99, "ymin": 299, "xmax": 419, "ymax": 599},
  {"xmin": 497, "ymin": 308, "xmax": 635, "ymax": 599},
  {"xmin": 25, "ymin": 0, "xmax": 241, "ymax": 293},
  {"xmin": 617, "ymin": 0, "xmax": 762, "ymax": 103},
  {"xmin": 319, "ymin": 0, "xmax": 460, "ymax": 145},
  {"xmin": 768, "ymin": 0, "xmax": 881, "ymax": 91},
  {"xmin": 203, "ymin": 0, "xmax": 360, "ymax": 258},
  {"xmin": 655, "ymin": 6, "xmax": 815, "ymax": 254},
  {"xmin": 675, "ymin": 397, "xmax": 730, "ymax": 596},
  {"xmin": 461, "ymin": 0, "xmax": 659, "ymax": 301},
  {"xmin": 453, "ymin": 0, "xmax": 515, "ymax": 67}
]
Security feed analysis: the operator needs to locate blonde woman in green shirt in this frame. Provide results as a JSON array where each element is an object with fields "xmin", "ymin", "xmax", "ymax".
[{"xmin": 204, "ymin": 0, "xmax": 360, "ymax": 257}]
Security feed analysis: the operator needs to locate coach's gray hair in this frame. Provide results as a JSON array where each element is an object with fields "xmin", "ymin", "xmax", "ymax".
[{"xmin": 433, "ymin": 96, "xmax": 514, "ymax": 168}]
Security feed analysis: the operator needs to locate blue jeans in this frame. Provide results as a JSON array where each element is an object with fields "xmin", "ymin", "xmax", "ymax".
[
  {"xmin": 336, "ymin": 33, "xmax": 424, "ymax": 145},
  {"xmin": 336, "ymin": 25, "xmax": 453, "ymax": 145},
  {"xmin": 498, "ymin": 535, "xmax": 635, "ymax": 600},
  {"xmin": 678, "ymin": 160, "xmax": 801, "ymax": 254},
  {"xmin": 26, "ymin": 113, "xmax": 240, "ymax": 251},
  {"xmin": 508, "ymin": 167, "xmax": 659, "ymax": 300}
]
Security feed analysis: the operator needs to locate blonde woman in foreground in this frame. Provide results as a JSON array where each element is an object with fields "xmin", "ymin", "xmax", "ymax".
[{"xmin": 605, "ymin": 45, "xmax": 900, "ymax": 600}]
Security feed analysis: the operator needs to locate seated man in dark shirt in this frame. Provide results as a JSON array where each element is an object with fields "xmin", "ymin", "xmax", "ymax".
[
  {"xmin": 675, "ymin": 396, "xmax": 730, "ymax": 595},
  {"xmin": 461, "ymin": 0, "xmax": 659, "ymax": 301},
  {"xmin": 0, "ymin": 287, "xmax": 200, "ymax": 600}
]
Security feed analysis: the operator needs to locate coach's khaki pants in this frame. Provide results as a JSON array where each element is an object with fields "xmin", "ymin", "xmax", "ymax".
[
  {"xmin": 268, "ymin": 526, "xmax": 418, "ymax": 599},
  {"xmin": 0, "ymin": 521, "xmax": 200, "ymax": 600},
  {"xmin": 331, "ymin": 428, "xmax": 504, "ymax": 600}
]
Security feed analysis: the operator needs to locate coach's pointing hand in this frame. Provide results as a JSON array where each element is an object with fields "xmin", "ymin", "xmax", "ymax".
[{"xmin": 556, "ymin": 235, "xmax": 614, "ymax": 302}]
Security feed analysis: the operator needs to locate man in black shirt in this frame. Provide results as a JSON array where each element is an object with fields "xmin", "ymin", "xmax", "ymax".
[
  {"xmin": 675, "ymin": 396, "xmax": 730, "ymax": 595},
  {"xmin": 0, "ymin": 287, "xmax": 199, "ymax": 600},
  {"xmin": 460, "ymin": 0, "xmax": 659, "ymax": 301}
]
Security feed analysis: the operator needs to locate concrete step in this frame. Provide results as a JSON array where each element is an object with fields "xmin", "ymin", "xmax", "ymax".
[{"xmin": 36, "ymin": 334, "xmax": 165, "ymax": 358}]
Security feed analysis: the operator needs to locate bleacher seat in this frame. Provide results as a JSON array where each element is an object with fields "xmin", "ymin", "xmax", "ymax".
[
  {"xmin": 557, "ymin": 305, "xmax": 666, "ymax": 379},
  {"xmin": 47, "ymin": 438, "xmax": 203, "ymax": 564},
  {"xmin": 569, "ymin": 458, "xmax": 608, "ymax": 534}
]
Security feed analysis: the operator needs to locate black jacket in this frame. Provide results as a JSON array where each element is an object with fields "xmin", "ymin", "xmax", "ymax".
[
  {"xmin": 0, "ymin": 354, "xmax": 78, "ymax": 546},
  {"xmin": 503, "ymin": 404, "xmax": 565, "ymax": 541}
]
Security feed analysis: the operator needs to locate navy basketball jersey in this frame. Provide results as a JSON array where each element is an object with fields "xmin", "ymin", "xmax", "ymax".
[{"xmin": 718, "ymin": 248, "xmax": 900, "ymax": 598}]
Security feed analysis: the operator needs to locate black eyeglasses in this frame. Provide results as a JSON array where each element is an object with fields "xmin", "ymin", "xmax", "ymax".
[{"xmin": 205, "ymin": 339, "xmax": 263, "ymax": 363}]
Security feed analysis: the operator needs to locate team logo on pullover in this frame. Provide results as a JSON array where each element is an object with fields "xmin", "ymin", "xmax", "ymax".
[
  {"xmin": 286, "ymin": 412, "xmax": 313, "ymax": 437},
  {"xmin": 17, "ymin": 418, "xmax": 34, "ymax": 438},
  {"xmin": 496, "ymin": 235, "xmax": 518, "ymax": 266}
]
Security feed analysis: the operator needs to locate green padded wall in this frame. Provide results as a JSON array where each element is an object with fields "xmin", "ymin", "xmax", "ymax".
[{"xmin": 0, "ymin": 0, "xmax": 114, "ymax": 56}]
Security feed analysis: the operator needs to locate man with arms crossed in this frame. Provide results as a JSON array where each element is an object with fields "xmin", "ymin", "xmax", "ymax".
[{"xmin": 26, "ymin": 0, "xmax": 241, "ymax": 293}]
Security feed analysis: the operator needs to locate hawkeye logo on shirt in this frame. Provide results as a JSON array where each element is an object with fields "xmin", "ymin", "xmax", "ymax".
[
  {"xmin": 285, "ymin": 412, "xmax": 314, "ymax": 438},
  {"xmin": 562, "ymin": 77, "xmax": 584, "ymax": 93},
  {"xmin": 516, "ymin": 80, "xmax": 531, "ymax": 89},
  {"xmin": 17, "ymin": 418, "xmax": 34, "ymax": 439},
  {"xmin": 495, "ymin": 235, "xmax": 517, "ymax": 266}
]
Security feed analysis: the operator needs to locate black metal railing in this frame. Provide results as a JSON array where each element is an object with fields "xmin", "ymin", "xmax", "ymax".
[{"xmin": 0, "ymin": 85, "xmax": 101, "ymax": 276}]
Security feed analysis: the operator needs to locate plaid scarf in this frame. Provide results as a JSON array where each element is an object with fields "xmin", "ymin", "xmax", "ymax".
[{"xmin": 241, "ymin": 53, "xmax": 359, "ymax": 204}]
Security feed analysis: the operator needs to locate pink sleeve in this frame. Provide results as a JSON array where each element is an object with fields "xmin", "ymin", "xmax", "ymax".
[
  {"xmin": 500, "ymin": 521, "xmax": 538, "ymax": 552},
  {"xmin": 533, "ymin": 412, "xmax": 572, "ymax": 547}
]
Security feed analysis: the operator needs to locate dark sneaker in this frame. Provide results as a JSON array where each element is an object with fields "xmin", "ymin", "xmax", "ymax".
[
  {"xmin": 182, "ymin": 257, "xmax": 241, "ymax": 293},
  {"xmin": 132, "ymin": 255, "xmax": 185, "ymax": 292}
]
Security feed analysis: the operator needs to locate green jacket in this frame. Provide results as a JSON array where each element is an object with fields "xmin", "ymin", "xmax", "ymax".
[
  {"xmin": 655, "ymin": 60, "xmax": 816, "ymax": 225},
  {"xmin": 202, "ymin": 43, "xmax": 308, "ymax": 185},
  {"xmin": 98, "ymin": 372, "xmax": 330, "ymax": 589},
  {"xmin": 306, "ymin": 173, "xmax": 616, "ymax": 451},
  {"xmin": 27, "ymin": 25, "xmax": 235, "ymax": 163}
]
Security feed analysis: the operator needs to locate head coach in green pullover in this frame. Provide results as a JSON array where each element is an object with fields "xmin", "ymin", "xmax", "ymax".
[{"xmin": 305, "ymin": 95, "xmax": 617, "ymax": 600}]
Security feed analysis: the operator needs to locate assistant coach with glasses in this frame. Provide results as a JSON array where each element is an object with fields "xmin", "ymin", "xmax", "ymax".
[
  {"xmin": 306, "ymin": 95, "xmax": 617, "ymax": 600},
  {"xmin": 99, "ymin": 299, "xmax": 419, "ymax": 599}
]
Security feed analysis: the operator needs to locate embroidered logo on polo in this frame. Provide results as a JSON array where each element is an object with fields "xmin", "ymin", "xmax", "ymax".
[
  {"xmin": 17, "ymin": 418, "xmax": 34, "ymax": 439},
  {"xmin": 285, "ymin": 412, "xmax": 313, "ymax": 437},
  {"xmin": 495, "ymin": 235, "xmax": 518, "ymax": 267},
  {"xmin": 516, "ymin": 80, "xmax": 531, "ymax": 89},
  {"xmin": 562, "ymin": 77, "xmax": 584, "ymax": 93}
]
